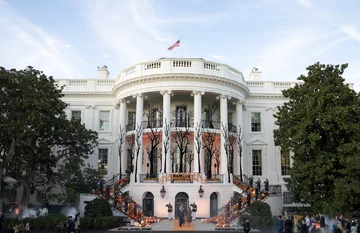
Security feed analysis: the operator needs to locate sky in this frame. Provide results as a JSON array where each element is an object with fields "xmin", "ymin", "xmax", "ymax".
[{"xmin": 0, "ymin": 0, "xmax": 360, "ymax": 91}]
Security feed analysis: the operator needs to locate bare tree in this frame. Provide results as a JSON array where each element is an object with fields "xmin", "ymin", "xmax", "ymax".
[
  {"xmin": 170, "ymin": 146, "xmax": 176, "ymax": 172},
  {"xmin": 228, "ymin": 136, "xmax": 235, "ymax": 175},
  {"xmin": 236, "ymin": 125, "xmax": 243, "ymax": 182},
  {"xmin": 157, "ymin": 147, "xmax": 162, "ymax": 173},
  {"xmin": 126, "ymin": 134, "xmax": 135, "ymax": 173},
  {"xmin": 145, "ymin": 126, "xmax": 162, "ymax": 178},
  {"xmin": 194, "ymin": 122, "xmax": 202, "ymax": 173},
  {"xmin": 134, "ymin": 123, "xmax": 143, "ymax": 183},
  {"xmin": 185, "ymin": 149, "xmax": 194, "ymax": 172},
  {"xmin": 118, "ymin": 125, "xmax": 126, "ymax": 179},
  {"xmin": 203, "ymin": 103, "xmax": 218, "ymax": 128},
  {"xmin": 202, "ymin": 129, "xmax": 219, "ymax": 179},
  {"xmin": 213, "ymin": 149, "xmax": 220, "ymax": 175},
  {"xmin": 221, "ymin": 123, "xmax": 231, "ymax": 183},
  {"xmin": 162, "ymin": 119, "xmax": 171, "ymax": 173},
  {"xmin": 172, "ymin": 110, "xmax": 193, "ymax": 173}
]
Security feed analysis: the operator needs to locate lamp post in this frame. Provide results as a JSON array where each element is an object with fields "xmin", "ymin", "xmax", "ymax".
[
  {"xmin": 198, "ymin": 185, "xmax": 204, "ymax": 198},
  {"xmin": 160, "ymin": 185, "xmax": 166, "ymax": 199}
]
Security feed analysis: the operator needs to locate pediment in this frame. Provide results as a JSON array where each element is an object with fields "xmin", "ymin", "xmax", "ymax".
[
  {"xmin": 97, "ymin": 138, "xmax": 114, "ymax": 144},
  {"xmin": 246, "ymin": 139, "xmax": 268, "ymax": 145}
]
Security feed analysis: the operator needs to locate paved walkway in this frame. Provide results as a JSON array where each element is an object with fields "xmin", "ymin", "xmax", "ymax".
[{"xmin": 151, "ymin": 219, "xmax": 216, "ymax": 231}]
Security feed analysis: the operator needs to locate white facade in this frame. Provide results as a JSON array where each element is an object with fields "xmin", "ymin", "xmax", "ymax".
[{"xmin": 56, "ymin": 58, "xmax": 301, "ymax": 217}]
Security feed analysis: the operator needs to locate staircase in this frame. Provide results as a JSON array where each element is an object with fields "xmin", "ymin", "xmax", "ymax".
[
  {"xmin": 90, "ymin": 174, "xmax": 161, "ymax": 228},
  {"xmin": 204, "ymin": 178, "xmax": 270, "ymax": 228}
]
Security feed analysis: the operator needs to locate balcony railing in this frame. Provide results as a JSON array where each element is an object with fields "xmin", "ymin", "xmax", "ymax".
[{"xmin": 170, "ymin": 118, "xmax": 194, "ymax": 128}]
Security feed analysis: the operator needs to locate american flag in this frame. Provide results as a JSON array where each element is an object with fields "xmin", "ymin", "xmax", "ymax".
[{"xmin": 168, "ymin": 40, "xmax": 180, "ymax": 50}]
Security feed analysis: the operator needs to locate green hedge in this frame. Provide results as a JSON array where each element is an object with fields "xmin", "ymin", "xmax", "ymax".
[{"xmin": 4, "ymin": 216, "xmax": 126, "ymax": 231}]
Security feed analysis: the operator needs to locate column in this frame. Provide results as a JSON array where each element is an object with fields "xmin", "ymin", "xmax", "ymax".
[
  {"xmin": 192, "ymin": 90, "xmax": 204, "ymax": 173},
  {"xmin": 220, "ymin": 94, "xmax": 230, "ymax": 182},
  {"xmin": 160, "ymin": 90, "xmax": 172, "ymax": 173},
  {"xmin": 119, "ymin": 99, "xmax": 127, "ymax": 176},
  {"xmin": 235, "ymin": 100, "xmax": 244, "ymax": 178},
  {"xmin": 133, "ymin": 94, "xmax": 144, "ymax": 182}
]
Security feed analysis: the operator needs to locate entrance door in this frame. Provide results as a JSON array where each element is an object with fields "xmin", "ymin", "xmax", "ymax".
[
  {"xmin": 142, "ymin": 192, "xmax": 154, "ymax": 217},
  {"xmin": 210, "ymin": 192, "xmax": 218, "ymax": 217},
  {"xmin": 175, "ymin": 192, "xmax": 189, "ymax": 218}
]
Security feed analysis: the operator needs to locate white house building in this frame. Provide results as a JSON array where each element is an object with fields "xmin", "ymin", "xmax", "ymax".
[
  {"xmin": 4, "ymin": 57, "xmax": 306, "ymax": 217},
  {"xmin": 54, "ymin": 58, "xmax": 303, "ymax": 217}
]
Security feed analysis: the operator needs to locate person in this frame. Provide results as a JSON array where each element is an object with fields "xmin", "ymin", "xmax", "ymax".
[
  {"xmin": 255, "ymin": 178, "xmax": 261, "ymax": 192},
  {"xmin": 66, "ymin": 216, "xmax": 74, "ymax": 233},
  {"xmin": 264, "ymin": 178, "xmax": 269, "ymax": 192},
  {"xmin": 186, "ymin": 205, "xmax": 192, "ymax": 227},
  {"xmin": 319, "ymin": 213, "xmax": 325, "ymax": 233},
  {"xmin": 178, "ymin": 204, "xmax": 185, "ymax": 227},
  {"xmin": 305, "ymin": 215, "xmax": 311, "ymax": 233},
  {"xmin": 248, "ymin": 176, "xmax": 254, "ymax": 187},
  {"xmin": 225, "ymin": 203, "xmax": 230, "ymax": 219},
  {"xmin": 351, "ymin": 221, "xmax": 357, "ymax": 233},
  {"xmin": 237, "ymin": 196, "xmax": 242, "ymax": 211},
  {"xmin": 246, "ymin": 191, "xmax": 251, "ymax": 207},
  {"xmin": 74, "ymin": 210, "xmax": 81, "ymax": 233},
  {"xmin": 284, "ymin": 216, "xmax": 293, "ymax": 233},
  {"xmin": 0, "ymin": 210, "xmax": 4, "ymax": 233},
  {"xmin": 300, "ymin": 219, "xmax": 308, "ymax": 233},
  {"xmin": 277, "ymin": 215, "xmax": 284, "ymax": 233},
  {"xmin": 165, "ymin": 202, "xmax": 173, "ymax": 221},
  {"xmin": 243, "ymin": 219, "xmax": 251, "ymax": 233},
  {"xmin": 190, "ymin": 202, "xmax": 197, "ymax": 221}
]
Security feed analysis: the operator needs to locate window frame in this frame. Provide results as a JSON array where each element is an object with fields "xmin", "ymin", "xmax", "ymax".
[
  {"xmin": 99, "ymin": 110, "xmax": 111, "ymax": 131},
  {"xmin": 251, "ymin": 112, "xmax": 261, "ymax": 132},
  {"xmin": 98, "ymin": 148, "xmax": 109, "ymax": 175},
  {"xmin": 252, "ymin": 149, "xmax": 262, "ymax": 176}
]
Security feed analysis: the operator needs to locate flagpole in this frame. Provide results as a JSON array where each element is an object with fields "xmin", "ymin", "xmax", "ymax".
[{"xmin": 179, "ymin": 35, "xmax": 182, "ymax": 57}]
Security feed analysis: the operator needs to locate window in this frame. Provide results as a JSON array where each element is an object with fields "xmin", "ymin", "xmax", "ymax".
[
  {"xmin": 175, "ymin": 106, "xmax": 187, "ymax": 127},
  {"xmin": 98, "ymin": 148, "xmax": 108, "ymax": 175},
  {"xmin": 99, "ymin": 111, "xmax": 110, "ymax": 131},
  {"xmin": 281, "ymin": 150, "xmax": 291, "ymax": 176},
  {"xmin": 252, "ymin": 150, "xmax": 262, "ymax": 176},
  {"xmin": 251, "ymin": 112, "xmax": 261, "ymax": 132},
  {"xmin": 127, "ymin": 111, "xmax": 136, "ymax": 131},
  {"xmin": 7, "ymin": 189, "xmax": 17, "ymax": 202},
  {"xmin": 71, "ymin": 110, "xmax": 81, "ymax": 121},
  {"xmin": 147, "ymin": 108, "xmax": 158, "ymax": 128},
  {"xmin": 283, "ymin": 192, "xmax": 293, "ymax": 204}
]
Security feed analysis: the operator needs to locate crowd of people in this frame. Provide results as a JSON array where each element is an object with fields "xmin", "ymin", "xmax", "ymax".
[{"xmin": 275, "ymin": 213, "xmax": 360, "ymax": 233}]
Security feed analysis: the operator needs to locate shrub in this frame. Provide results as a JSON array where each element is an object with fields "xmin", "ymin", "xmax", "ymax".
[
  {"xmin": 239, "ymin": 201, "xmax": 273, "ymax": 229},
  {"xmin": 4, "ymin": 216, "xmax": 126, "ymax": 231},
  {"xmin": 84, "ymin": 198, "xmax": 112, "ymax": 217}
]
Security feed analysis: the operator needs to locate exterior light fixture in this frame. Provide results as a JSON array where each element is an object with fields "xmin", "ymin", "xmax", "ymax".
[
  {"xmin": 160, "ymin": 185, "xmax": 166, "ymax": 199},
  {"xmin": 198, "ymin": 185, "xmax": 204, "ymax": 198}
]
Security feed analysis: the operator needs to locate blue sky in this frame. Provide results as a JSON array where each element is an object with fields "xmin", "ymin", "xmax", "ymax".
[{"xmin": 1, "ymin": 0, "xmax": 360, "ymax": 91}]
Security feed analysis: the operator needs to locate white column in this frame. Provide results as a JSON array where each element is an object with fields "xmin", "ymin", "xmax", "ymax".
[
  {"xmin": 160, "ymin": 90, "xmax": 172, "ymax": 173},
  {"xmin": 192, "ymin": 90, "xmax": 204, "ymax": 173},
  {"xmin": 119, "ymin": 99, "xmax": 127, "ymax": 176},
  {"xmin": 235, "ymin": 100, "xmax": 244, "ymax": 177},
  {"xmin": 220, "ymin": 94, "xmax": 229, "ymax": 182},
  {"xmin": 134, "ymin": 94, "xmax": 144, "ymax": 182}
]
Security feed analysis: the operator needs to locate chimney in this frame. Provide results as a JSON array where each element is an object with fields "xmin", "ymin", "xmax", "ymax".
[
  {"xmin": 249, "ymin": 67, "xmax": 261, "ymax": 81},
  {"xmin": 97, "ymin": 65, "xmax": 109, "ymax": 79}
]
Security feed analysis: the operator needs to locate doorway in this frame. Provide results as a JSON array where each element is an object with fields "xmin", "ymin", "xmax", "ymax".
[
  {"xmin": 142, "ymin": 192, "xmax": 154, "ymax": 217},
  {"xmin": 175, "ymin": 192, "xmax": 189, "ymax": 218},
  {"xmin": 210, "ymin": 192, "xmax": 218, "ymax": 217}
]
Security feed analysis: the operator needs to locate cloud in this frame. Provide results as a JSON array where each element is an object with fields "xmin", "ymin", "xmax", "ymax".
[
  {"xmin": 64, "ymin": 44, "xmax": 71, "ymax": 48},
  {"xmin": 102, "ymin": 53, "xmax": 110, "ymax": 58},
  {"xmin": 212, "ymin": 55, "xmax": 230, "ymax": 62},
  {"xmin": 0, "ymin": 1, "xmax": 90, "ymax": 78},
  {"xmin": 297, "ymin": 0, "xmax": 311, "ymax": 8},
  {"xmin": 341, "ymin": 25, "xmax": 360, "ymax": 43}
]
